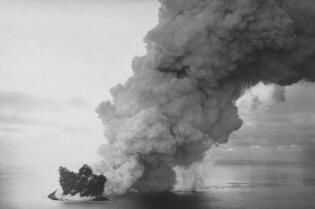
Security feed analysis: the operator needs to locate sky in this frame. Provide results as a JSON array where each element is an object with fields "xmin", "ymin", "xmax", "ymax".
[
  {"xmin": 0, "ymin": 0, "xmax": 315, "ymax": 168},
  {"xmin": 0, "ymin": 0, "xmax": 159, "ymax": 167}
]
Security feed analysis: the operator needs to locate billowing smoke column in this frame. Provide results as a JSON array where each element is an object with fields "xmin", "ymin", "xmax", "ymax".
[{"xmin": 96, "ymin": 0, "xmax": 315, "ymax": 195}]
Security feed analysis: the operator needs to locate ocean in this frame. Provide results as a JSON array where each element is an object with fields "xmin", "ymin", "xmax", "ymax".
[{"xmin": 1, "ymin": 161, "xmax": 315, "ymax": 209}]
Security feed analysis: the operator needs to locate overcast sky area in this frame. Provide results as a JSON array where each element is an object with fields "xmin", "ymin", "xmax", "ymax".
[{"xmin": 0, "ymin": 0, "xmax": 315, "ymax": 168}]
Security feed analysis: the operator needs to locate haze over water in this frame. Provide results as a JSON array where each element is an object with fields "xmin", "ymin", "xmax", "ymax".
[{"xmin": 1, "ymin": 161, "xmax": 315, "ymax": 209}]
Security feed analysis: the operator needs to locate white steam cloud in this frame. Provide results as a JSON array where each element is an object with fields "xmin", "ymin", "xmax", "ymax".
[{"xmin": 95, "ymin": 0, "xmax": 315, "ymax": 195}]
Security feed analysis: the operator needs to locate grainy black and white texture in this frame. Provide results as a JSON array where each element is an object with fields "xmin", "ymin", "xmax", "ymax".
[{"xmin": 0, "ymin": 0, "xmax": 315, "ymax": 208}]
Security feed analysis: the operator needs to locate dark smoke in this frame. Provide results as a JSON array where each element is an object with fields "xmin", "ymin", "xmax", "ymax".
[{"xmin": 95, "ymin": 0, "xmax": 315, "ymax": 195}]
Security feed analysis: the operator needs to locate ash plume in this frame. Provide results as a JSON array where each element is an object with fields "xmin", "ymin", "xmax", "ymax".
[{"xmin": 96, "ymin": 0, "xmax": 315, "ymax": 195}]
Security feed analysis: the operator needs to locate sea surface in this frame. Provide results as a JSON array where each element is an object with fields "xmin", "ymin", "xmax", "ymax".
[{"xmin": 1, "ymin": 161, "xmax": 315, "ymax": 209}]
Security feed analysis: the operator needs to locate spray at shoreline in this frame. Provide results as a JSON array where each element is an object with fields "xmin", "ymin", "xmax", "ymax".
[{"xmin": 95, "ymin": 0, "xmax": 315, "ymax": 195}]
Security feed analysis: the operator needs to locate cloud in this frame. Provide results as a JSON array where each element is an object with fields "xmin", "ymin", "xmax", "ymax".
[
  {"xmin": 228, "ymin": 81, "xmax": 315, "ymax": 157},
  {"xmin": 0, "ymin": 90, "xmax": 103, "ymax": 166},
  {"xmin": 0, "ymin": 90, "xmax": 89, "ymax": 111},
  {"xmin": 207, "ymin": 81, "xmax": 315, "ymax": 163},
  {"xmin": 0, "ymin": 91, "xmax": 43, "ymax": 112},
  {"xmin": 0, "ymin": 112, "xmax": 40, "ymax": 125},
  {"xmin": 0, "ymin": 91, "xmax": 92, "ymax": 132}
]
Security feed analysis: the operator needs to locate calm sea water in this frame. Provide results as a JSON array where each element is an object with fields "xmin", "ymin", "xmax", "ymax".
[{"xmin": 1, "ymin": 162, "xmax": 315, "ymax": 209}]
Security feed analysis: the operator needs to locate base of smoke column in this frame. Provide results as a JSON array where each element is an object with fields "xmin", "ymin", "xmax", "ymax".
[
  {"xmin": 116, "ymin": 191, "xmax": 209, "ymax": 209},
  {"xmin": 119, "ymin": 189, "xmax": 208, "ymax": 201}
]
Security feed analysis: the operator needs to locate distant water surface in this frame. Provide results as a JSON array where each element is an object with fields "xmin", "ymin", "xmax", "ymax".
[{"xmin": 1, "ymin": 162, "xmax": 315, "ymax": 209}]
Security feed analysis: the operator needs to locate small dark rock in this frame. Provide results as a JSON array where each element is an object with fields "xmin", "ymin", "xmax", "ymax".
[{"xmin": 48, "ymin": 190, "xmax": 58, "ymax": 200}]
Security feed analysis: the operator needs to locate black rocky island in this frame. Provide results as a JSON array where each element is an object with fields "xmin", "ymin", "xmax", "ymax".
[{"xmin": 48, "ymin": 164, "xmax": 108, "ymax": 201}]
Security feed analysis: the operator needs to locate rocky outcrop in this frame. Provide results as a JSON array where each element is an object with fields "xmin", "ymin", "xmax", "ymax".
[{"xmin": 58, "ymin": 164, "xmax": 107, "ymax": 197}]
